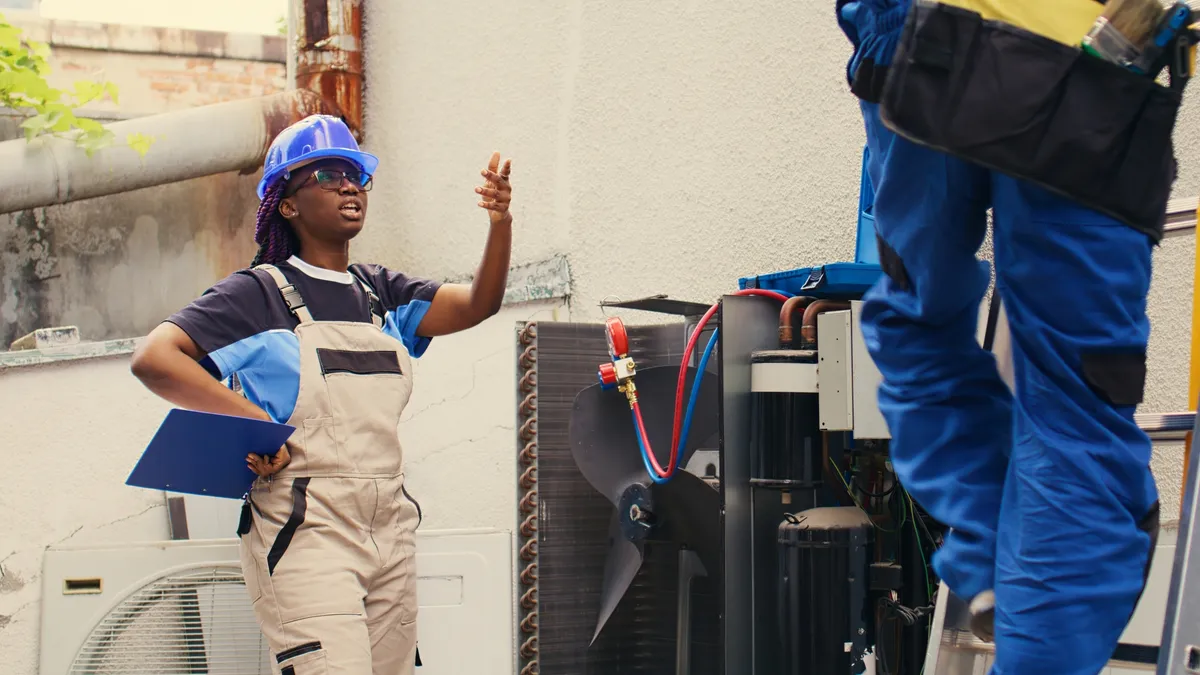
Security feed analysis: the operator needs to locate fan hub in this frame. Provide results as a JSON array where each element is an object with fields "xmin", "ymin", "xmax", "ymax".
[{"xmin": 618, "ymin": 483, "xmax": 656, "ymax": 541}]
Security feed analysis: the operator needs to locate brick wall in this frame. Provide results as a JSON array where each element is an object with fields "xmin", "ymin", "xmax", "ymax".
[
  {"xmin": 0, "ymin": 17, "xmax": 287, "ymax": 347},
  {"xmin": 10, "ymin": 15, "xmax": 286, "ymax": 116}
]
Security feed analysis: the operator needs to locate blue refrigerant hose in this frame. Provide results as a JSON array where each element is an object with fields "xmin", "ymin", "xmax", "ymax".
[{"xmin": 634, "ymin": 326, "xmax": 720, "ymax": 484}]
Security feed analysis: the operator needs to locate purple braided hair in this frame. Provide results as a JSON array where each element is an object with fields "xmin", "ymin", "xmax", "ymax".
[{"xmin": 251, "ymin": 180, "xmax": 298, "ymax": 266}]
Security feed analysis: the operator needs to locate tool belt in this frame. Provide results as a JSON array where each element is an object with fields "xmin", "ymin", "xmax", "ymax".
[{"xmin": 878, "ymin": 0, "xmax": 1195, "ymax": 241}]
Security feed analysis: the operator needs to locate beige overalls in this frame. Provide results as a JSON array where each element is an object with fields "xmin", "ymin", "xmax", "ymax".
[{"xmin": 236, "ymin": 264, "xmax": 422, "ymax": 675}]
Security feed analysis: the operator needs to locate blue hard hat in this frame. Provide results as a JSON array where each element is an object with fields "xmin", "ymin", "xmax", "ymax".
[{"xmin": 257, "ymin": 114, "xmax": 380, "ymax": 199}]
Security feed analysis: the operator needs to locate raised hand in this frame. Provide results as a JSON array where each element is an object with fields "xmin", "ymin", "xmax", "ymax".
[{"xmin": 476, "ymin": 151, "xmax": 513, "ymax": 226}]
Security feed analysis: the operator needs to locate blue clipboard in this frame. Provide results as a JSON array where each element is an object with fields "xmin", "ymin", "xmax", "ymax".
[{"xmin": 126, "ymin": 408, "xmax": 296, "ymax": 500}]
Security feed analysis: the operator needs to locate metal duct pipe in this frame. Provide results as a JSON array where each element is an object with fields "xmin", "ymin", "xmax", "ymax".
[
  {"xmin": 0, "ymin": 89, "xmax": 336, "ymax": 216},
  {"xmin": 294, "ymin": 0, "xmax": 364, "ymax": 139}
]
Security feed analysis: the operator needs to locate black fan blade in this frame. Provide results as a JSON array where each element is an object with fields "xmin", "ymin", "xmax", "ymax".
[
  {"xmin": 592, "ymin": 511, "xmax": 645, "ymax": 645},
  {"xmin": 653, "ymin": 470, "xmax": 721, "ymax": 579},
  {"xmin": 570, "ymin": 364, "xmax": 719, "ymax": 506}
]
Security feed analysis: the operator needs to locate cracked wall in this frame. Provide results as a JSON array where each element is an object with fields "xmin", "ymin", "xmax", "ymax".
[{"xmin": 0, "ymin": 356, "xmax": 172, "ymax": 673}]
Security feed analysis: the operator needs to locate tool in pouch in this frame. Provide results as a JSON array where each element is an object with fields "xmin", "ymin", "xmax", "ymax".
[
  {"xmin": 1082, "ymin": 0, "xmax": 1197, "ymax": 79},
  {"xmin": 878, "ymin": 0, "xmax": 1195, "ymax": 241}
]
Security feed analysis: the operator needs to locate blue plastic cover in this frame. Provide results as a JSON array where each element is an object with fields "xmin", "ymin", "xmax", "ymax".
[
  {"xmin": 738, "ymin": 145, "xmax": 883, "ymax": 298},
  {"xmin": 738, "ymin": 261, "xmax": 882, "ymax": 298}
]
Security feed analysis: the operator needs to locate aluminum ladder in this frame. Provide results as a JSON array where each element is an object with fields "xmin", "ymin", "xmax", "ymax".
[{"xmin": 921, "ymin": 411, "xmax": 1199, "ymax": 675}]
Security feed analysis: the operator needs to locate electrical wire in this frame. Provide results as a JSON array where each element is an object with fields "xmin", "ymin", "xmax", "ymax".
[
  {"xmin": 906, "ymin": 490, "xmax": 935, "ymax": 600},
  {"xmin": 828, "ymin": 457, "xmax": 895, "ymax": 533},
  {"xmin": 854, "ymin": 475, "xmax": 897, "ymax": 498},
  {"xmin": 880, "ymin": 596, "xmax": 934, "ymax": 626}
]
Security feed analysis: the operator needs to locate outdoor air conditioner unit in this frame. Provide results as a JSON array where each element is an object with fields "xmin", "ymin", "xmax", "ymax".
[{"xmin": 40, "ymin": 530, "xmax": 513, "ymax": 675}]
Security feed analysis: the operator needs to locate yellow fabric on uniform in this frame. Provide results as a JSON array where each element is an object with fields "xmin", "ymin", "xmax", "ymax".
[{"xmin": 936, "ymin": 0, "xmax": 1104, "ymax": 45}]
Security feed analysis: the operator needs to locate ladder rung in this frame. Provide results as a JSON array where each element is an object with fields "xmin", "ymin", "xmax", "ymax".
[{"xmin": 1136, "ymin": 412, "xmax": 1195, "ymax": 441}]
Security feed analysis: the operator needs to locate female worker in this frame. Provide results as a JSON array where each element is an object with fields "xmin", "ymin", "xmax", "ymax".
[{"xmin": 130, "ymin": 114, "xmax": 514, "ymax": 674}]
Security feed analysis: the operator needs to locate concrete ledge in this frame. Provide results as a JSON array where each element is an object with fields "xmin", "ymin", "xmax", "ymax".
[
  {"xmin": 9, "ymin": 15, "xmax": 286, "ymax": 63},
  {"xmin": 0, "ymin": 257, "xmax": 569, "ymax": 372},
  {"xmin": 0, "ymin": 337, "xmax": 140, "ymax": 371}
]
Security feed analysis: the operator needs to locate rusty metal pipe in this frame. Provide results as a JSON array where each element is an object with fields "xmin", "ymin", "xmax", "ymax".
[
  {"xmin": 294, "ymin": 0, "xmax": 364, "ymax": 140},
  {"xmin": 778, "ymin": 295, "xmax": 815, "ymax": 347},
  {"xmin": 800, "ymin": 300, "xmax": 852, "ymax": 346},
  {"xmin": 0, "ymin": 90, "xmax": 336, "ymax": 216}
]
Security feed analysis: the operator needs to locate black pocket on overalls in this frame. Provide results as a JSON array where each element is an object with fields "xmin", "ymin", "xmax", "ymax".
[
  {"xmin": 880, "ymin": 1, "xmax": 1186, "ymax": 241},
  {"xmin": 277, "ymin": 641, "xmax": 327, "ymax": 674}
]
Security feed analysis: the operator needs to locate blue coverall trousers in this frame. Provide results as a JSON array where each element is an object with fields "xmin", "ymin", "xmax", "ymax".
[{"xmin": 840, "ymin": 2, "xmax": 1160, "ymax": 674}]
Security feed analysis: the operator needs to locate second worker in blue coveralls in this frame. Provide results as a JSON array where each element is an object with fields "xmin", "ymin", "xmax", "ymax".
[{"xmin": 835, "ymin": 1, "xmax": 1173, "ymax": 673}]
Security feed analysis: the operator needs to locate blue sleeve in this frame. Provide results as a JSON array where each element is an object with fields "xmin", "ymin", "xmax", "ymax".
[
  {"xmin": 164, "ymin": 271, "xmax": 280, "ymax": 379},
  {"xmin": 354, "ymin": 264, "xmax": 442, "ymax": 359},
  {"xmin": 385, "ymin": 302, "xmax": 435, "ymax": 358},
  {"xmin": 839, "ymin": 0, "xmax": 910, "ymax": 82}
]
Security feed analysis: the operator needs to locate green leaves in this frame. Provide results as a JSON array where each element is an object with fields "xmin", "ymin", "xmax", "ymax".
[
  {"xmin": 126, "ymin": 132, "xmax": 155, "ymax": 158},
  {"xmin": 0, "ymin": 11, "xmax": 149, "ymax": 157}
]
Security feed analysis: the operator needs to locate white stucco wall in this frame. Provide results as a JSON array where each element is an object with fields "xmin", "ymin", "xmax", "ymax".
[{"xmin": 358, "ymin": 0, "xmax": 1199, "ymax": 525}]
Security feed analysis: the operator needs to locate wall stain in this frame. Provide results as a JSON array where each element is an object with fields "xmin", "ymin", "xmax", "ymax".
[
  {"xmin": 0, "ymin": 566, "xmax": 26, "ymax": 594},
  {"xmin": 0, "ymin": 114, "xmax": 262, "ymax": 347}
]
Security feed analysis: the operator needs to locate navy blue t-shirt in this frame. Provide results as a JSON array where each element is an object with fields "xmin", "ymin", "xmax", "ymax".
[{"xmin": 166, "ymin": 256, "xmax": 442, "ymax": 423}]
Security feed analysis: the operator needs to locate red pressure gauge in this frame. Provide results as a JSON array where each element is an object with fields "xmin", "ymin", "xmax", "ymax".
[
  {"xmin": 597, "ymin": 362, "xmax": 618, "ymax": 389},
  {"xmin": 605, "ymin": 317, "xmax": 630, "ymax": 359}
]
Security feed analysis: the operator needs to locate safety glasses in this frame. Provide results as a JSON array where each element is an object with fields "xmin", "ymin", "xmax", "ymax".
[{"xmin": 291, "ymin": 168, "xmax": 374, "ymax": 194}]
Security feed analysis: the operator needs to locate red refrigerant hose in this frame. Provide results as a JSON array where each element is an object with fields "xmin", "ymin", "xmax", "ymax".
[{"xmin": 666, "ymin": 288, "xmax": 790, "ymax": 467}]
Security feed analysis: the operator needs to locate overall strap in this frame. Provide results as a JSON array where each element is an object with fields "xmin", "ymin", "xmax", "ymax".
[
  {"xmin": 348, "ymin": 266, "xmax": 386, "ymax": 329},
  {"xmin": 255, "ymin": 264, "xmax": 315, "ymax": 324}
]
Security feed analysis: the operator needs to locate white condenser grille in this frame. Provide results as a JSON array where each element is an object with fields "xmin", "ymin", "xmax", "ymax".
[{"xmin": 68, "ymin": 565, "xmax": 271, "ymax": 674}]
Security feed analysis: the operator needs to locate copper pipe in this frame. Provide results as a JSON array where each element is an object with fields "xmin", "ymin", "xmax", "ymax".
[
  {"xmin": 520, "ymin": 345, "xmax": 538, "ymax": 370},
  {"xmin": 800, "ymin": 300, "xmax": 851, "ymax": 346},
  {"xmin": 778, "ymin": 295, "xmax": 815, "ymax": 347},
  {"xmin": 519, "ymin": 441, "xmax": 538, "ymax": 466},
  {"xmin": 520, "ymin": 392, "xmax": 538, "ymax": 415},
  {"xmin": 519, "ymin": 491, "xmax": 538, "ymax": 514},
  {"xmin": 520, "ymin": 370, "xmax": 538, "ymax": 393},
  {"xmin": 520, "ymin": 323, "xmax": 538, "ymax": 344},
  {"xmin": 520, "ymin": 587, "xmax": 538, "ymax": 610},
  {"xmin": 520, "ymin": 513, "xmax": 538, "ymax": 536},
  {"xmin": 519, "ymin": 539, "xmax": 538, "ymax": 561},
  {"xmin": 520, "ymin": 563, "xmax": 538, "ymax": 585},
  {"xmin": 295, "ymin": 0, "xmax": 365, "ymax": 139},
  {"xmin": 520, "ymin": 416, "xmax": 538, "ymax": 441},
  {"xmin": 515, "ymin": 320, "xmax": 539, "ymax": 673}
]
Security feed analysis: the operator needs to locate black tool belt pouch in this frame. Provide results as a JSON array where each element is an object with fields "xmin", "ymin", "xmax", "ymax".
[{"xmin": 879, "ymin": 1, "xmax": 1189, "ymax": 241}]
